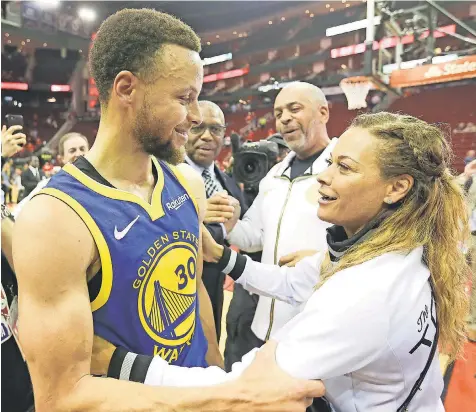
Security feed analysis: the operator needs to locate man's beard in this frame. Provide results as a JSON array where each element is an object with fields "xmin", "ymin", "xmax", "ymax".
[{"xmin": 133, "ymin": 103, "xmax": 184, "ymax": 165}]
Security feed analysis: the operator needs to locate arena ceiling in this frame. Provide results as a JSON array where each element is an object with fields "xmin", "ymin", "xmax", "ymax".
[{"xmin": 88, "ymin": 1, "xmax": 312, "ymax": 34}]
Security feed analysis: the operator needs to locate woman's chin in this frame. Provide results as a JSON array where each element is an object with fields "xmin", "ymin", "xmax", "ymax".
[{"xmin": 317, "ymin": 209, "xmax": 336, "ymax": 225}]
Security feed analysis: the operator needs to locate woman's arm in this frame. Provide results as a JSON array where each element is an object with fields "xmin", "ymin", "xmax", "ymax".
[
  {"xmin": 143, "ymin": 271, "xmax": 388, "ymax": 385},
  {"xmin": 209, "ymin": 243, "xmax": 324, "ymax": 306}
]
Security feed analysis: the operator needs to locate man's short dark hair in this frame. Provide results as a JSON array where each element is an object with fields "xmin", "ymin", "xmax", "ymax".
[{"xmin": 89, "ymin": 8, "xmax": 201, "ymax": 104}]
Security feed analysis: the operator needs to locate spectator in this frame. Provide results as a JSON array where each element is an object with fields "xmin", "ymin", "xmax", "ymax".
[
  {"xmin": 12, "ymin": 167, "xmax": 24, "ymax": 203},
  {"xmin": 460, "ymin": 159, "xmax": 476, "ymax": 342},
  {"xmin": 1, "ymin": 162, "xmax": 13, "ymax": 204},
  {"xmin": 13, "ymin": 132, "xmax": 89, "ymax": 219},
  {"xmin": 184, "ymin": 100, "xmax": 248, "ymax": 343},
  {"xmin": 465, "ymin": 149, "xmax": 475, "ymax": 165},
  {"xmin": 19, "ymin": 156, "xmax": 44, "ymax": 201}
]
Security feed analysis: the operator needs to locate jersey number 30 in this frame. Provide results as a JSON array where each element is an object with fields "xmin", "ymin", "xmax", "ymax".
[{"xmin": 175, "ymin": 257, "xmax": 196, "ymax": 290}]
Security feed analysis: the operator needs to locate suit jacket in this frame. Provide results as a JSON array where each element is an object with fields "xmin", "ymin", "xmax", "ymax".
[
  {"xmin": 185, "ymin": 160, "xmax": 249, "ymax": 339},
  {"xmin": 204, "ymin": 165, "xmax": 249, "ymax": 244},
  {"xmin": 21, "ymin": 168, "xmax": 44, "ymax": 199}
]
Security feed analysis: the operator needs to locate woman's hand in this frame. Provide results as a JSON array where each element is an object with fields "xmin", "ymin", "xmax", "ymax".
[{"xmin": 278, "ymin": 250, "xmax": 319, "ymax": 267}]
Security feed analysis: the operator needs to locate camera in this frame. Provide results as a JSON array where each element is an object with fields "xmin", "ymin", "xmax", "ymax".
[{"xmin": 233, "ymin": 140, "xmax": 279, "ymax": 188}]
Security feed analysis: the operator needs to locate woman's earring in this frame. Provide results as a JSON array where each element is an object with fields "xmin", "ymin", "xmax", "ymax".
[{"xmin": 384, "ymin": 198, "xmax": 393, "ymax": 204}]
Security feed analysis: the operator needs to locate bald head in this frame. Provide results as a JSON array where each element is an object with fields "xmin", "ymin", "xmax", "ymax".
[
  {"xmin": 187, "ymin": 100, "xmax": 226, "ymax": 167},
  {"xmin": 198, "ymin": 101, "xmax": 225, "ymax": 123},
  {"xmin": 279, "ymin": 82, "xmax": 328, "ymax": 107},
  {"xmin": 274, "ymin": 82, "xmax": 330, "ymax": 159}
]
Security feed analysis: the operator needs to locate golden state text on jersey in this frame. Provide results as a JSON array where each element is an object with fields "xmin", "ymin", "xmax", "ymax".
[{"xmin": 39, "ymin": 157, "xmax": 208, "ymax": 367}]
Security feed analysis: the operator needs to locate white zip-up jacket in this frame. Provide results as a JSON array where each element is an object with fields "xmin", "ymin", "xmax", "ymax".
[
  {"xmin": 227, "ymin": 139, "xmax": 338, "ymax": 340},
  {"xmin": 143, "ymin": 247, "xmax": 443, "ymax": 412}
]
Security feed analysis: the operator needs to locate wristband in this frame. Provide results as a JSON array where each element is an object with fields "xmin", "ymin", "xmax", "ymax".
[
  {"xmin": 216, "ymin": 245, "xmax": 247, "ymax": 280},
  {"xmin": 107, "ymin": 346, "xmax": 153, "ymax": 383}
]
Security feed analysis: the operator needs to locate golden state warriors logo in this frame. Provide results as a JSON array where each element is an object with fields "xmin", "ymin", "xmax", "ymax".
[{"xmin": 136, "ymin": 233, "xmax": 199, "ymax": 361}]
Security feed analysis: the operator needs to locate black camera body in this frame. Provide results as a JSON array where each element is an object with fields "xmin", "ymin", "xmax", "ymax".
[{"xmin": 233, "ymin": 140, "xmax": 279, "ymax": 189}]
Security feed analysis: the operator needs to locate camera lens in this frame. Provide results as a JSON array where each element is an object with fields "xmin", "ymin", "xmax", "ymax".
[{"xmin": 244, "ymin": 161, "xmax": 257, "ymax": 174}]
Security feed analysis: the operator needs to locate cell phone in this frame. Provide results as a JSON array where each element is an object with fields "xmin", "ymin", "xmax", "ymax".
[{"xmin": 5, "ymin": 114, "xmax": 24, "ymax": 146}]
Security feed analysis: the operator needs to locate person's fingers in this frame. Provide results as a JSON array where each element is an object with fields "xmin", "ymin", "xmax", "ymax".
[
  {"xmin": 15, "ymin": 137, "xmax": 27, "ymax": 148},
  {"xmin": 258, "ymin": 340, "xmax": 278, "ymax": 360},
  {"xmin": 207, "ymin": 203, "xmax": 235, "ymax": 213},
  {"xmin": 278, "ymin": 253, "xmax": 296, "ymax": 267},
  {"xmin": 13, "ymin": 134, "xmax": 27, "ymax": 146},
  {"xmin": 284, "ymin": 259, "xmax": 298, "ymax": 267},
  {"xmin": 204, "ymin": 216, "xmax": 227, "ymax": 224},
  {"xmin": 2, "ymin": 125, "xmax": 6, "ymax": 133},
  {"xmin": 208, "ymin": 196, "xmax": 232, "ymax": 206},
  {"xmin": 296, "ymin": 379, "xmax": 326, "ymax": 399},
  {"xmin": 7, "ymin": 125, "xmax": 23, "ymax": 134},
  {"xmin": 206, "ymin": 210, "xmax": 234, "ymax": 220}
]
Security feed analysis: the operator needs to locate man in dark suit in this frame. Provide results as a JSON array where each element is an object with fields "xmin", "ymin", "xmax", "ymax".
[
  {"xmin": 185, "ymin": 101, "xmax": 247, "ymax": 341},
  {"xmin": 20, "ymin": 156, "xmax": 44, "ymax": 201}
]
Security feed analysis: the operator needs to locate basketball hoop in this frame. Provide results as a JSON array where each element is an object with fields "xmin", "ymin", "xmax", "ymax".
[{"xmin": 340, "ymin": 76, "xmax": 373, "ymax": 110}]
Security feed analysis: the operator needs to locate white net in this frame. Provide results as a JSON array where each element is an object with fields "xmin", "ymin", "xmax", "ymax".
[{"xmin": 340, "ymin": 77, "xmax": 372, "ymax": 110}]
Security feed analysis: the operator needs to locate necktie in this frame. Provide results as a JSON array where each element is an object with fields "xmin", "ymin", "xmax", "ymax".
[{"xmin": 202, "ymin": 169, "xmax": 223, "ymax": 198}]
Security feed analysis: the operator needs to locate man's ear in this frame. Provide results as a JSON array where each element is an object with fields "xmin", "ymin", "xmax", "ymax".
[
  {"xmin": 112, "ymin": 70, "xmax": 138, "ymax": 107},
  {"xmin": 319, "ymin": 105, "xmax": 330, "ymax": 124}
]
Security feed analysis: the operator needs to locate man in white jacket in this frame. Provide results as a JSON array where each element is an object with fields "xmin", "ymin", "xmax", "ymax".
[{"xmin": 221, "ymin": 82, "xmax": 338, "ymax": 364}]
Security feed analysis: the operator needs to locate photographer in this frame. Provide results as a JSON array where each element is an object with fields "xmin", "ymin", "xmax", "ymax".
[
  {"xmin": 213, "ymin": 82, "xmax": 337, "ymax": 412},
  {"xmin": 224, "ymin": 133, "xmax": 288, "ymax": 371}
]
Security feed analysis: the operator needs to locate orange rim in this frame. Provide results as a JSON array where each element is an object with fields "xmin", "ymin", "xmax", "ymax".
[{"xmin": 340, "ymin": 75, "xmax": 373, "ymax": 85}]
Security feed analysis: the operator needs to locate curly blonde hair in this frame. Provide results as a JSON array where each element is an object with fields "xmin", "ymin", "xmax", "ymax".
[{"xmin": 318, "ymin": 112, "xmax": 470, "ymax": 359}]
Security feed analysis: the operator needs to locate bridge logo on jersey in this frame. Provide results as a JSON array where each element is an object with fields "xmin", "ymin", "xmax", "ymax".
[{"xmin": 137, "ymin": 235, "xmax": 199, "ymax": 357}]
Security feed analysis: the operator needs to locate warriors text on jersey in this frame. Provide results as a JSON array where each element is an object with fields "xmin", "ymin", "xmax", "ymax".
[{"xmin": 38, "ymin": 156, "xmax": 208, "ymax": 367}]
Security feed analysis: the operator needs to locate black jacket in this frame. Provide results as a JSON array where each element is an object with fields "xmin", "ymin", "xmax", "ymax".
[
  {"xmin": 186, "ymin": 161, "xmax": 249, "ymax": 339},
  {"xmin": 20, "ymin": 168, "xmax": 44, "ymax": 199}
]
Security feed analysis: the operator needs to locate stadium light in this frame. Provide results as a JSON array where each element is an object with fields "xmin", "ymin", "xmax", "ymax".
[
  {"xmin": 35, "ymin": 0, "xmax": 60, "ymax": 8},
  {"xmin": 326, "ymin": 16, "xmax": 381, "ymax": 37},
  {"xmin": 79, "ymin": 7, "xmax": 96, "ymax": 22},
  {"xmin": 202, "ymin": 53, "xmax": 232, "ymax": 66}
]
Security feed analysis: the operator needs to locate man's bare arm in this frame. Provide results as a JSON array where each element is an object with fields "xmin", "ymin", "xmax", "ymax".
[{"xmin": 14, "ymin": 195, "xmax": 234, "ymax": 412}]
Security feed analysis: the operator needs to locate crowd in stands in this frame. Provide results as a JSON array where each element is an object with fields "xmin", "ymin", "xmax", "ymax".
[
  {"xmin": 1, "ymin": 45, "xmax": 80, "ymax": 85},
  {"xmin": 2, "ymin": 46, "xmax": 27, "ymax": 82}
]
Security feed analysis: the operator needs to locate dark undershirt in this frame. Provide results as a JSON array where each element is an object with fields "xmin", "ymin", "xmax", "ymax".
[
  {"xmin": 289, "ymin": 148, "xmax": 324, "ymax": 180},
  {"xmin": 72, "ymin": 156, "xmax": 159, "ymax": 300}
]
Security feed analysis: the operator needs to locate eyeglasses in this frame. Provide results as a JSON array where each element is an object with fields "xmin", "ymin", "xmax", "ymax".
[{"xmin": 190, "ymin": 123, "xmax": 226, "ymax": 138}]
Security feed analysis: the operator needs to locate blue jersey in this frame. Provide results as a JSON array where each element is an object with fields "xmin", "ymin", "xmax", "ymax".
[{"xmin": 40, "ymin": 157, "xmax": 208, "ymax": 367}]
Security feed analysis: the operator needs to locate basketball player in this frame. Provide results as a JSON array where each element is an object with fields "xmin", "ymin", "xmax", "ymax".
[{"xmin": 11, "ymin": 9, "xmax": 327, "ymax": 411}]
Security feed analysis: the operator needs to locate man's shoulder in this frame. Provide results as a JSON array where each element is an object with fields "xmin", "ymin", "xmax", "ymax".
[{"xmin": 174, "ymin": 163, "xmax": 206, "ymax": 219}]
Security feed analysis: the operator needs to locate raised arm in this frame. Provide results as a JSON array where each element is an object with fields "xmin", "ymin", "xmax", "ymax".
[
  {"xmin": 203, "ymin": 240, "xmax": 323, "ymax": 306},
  {"xmin": 226, "ymin": 188, "xmax": 265, "ymax": 252}
]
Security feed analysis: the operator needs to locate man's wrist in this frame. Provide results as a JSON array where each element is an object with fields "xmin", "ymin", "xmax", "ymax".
[{"xmin": 216, "ymin": 246, "xmax": 247, "ymax": 280}]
